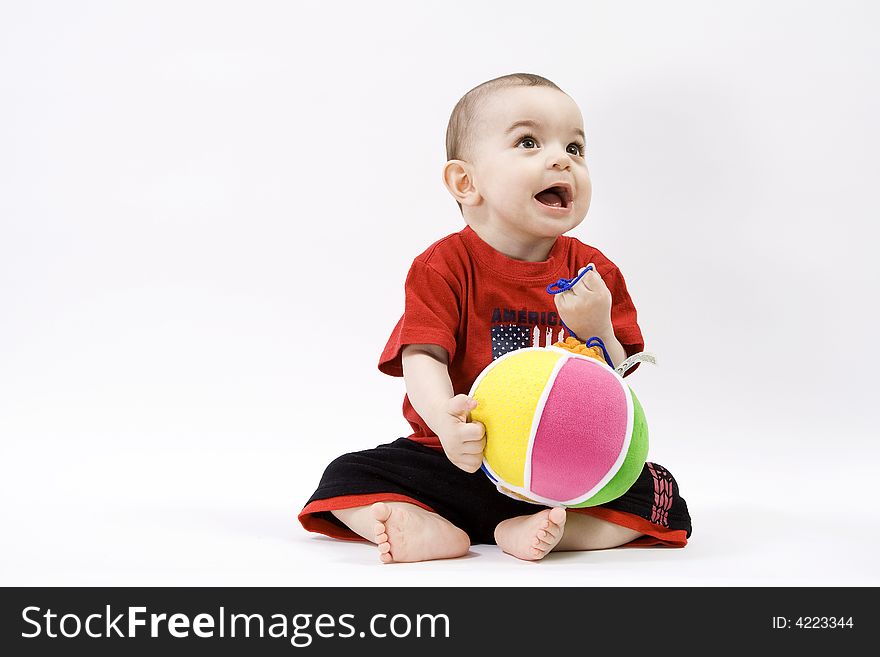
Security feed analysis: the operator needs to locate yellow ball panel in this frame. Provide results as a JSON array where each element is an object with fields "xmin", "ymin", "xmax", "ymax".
[{"xmin": 471, "ymin": 349, "xmax": 563, "ymax": 487}]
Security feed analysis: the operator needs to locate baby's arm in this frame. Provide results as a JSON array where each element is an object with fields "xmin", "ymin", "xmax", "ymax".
[
  {"xmin": 401, "ymin": 344, "xmax": 486, "ymax": 473},
  {"xmin": 553, "ymin": 264, "xmax": 628, "ymax": 366},
  {"xmin": 593, "ymin": 331, "xmax": 626, "ymax": 367}
]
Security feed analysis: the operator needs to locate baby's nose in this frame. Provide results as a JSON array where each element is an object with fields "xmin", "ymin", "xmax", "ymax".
[{"xmin": 549, "ymin": 153, "xmax": 571, "ymax": 169}]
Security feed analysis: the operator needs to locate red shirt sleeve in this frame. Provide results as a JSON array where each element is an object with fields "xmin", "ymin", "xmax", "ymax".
[
  {"xmin": 378, "ymin": 259, "xmax": 461, "ymax": 377},
  {"xmin": 603, "ymin": 264, "xmax": 644, "ymax": 357}
]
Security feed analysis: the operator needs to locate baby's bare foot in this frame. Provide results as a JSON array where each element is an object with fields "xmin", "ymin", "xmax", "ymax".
[
  {"xmin": 370, "ymin": 502, "xmax": 470, "ymax": 563},
  {"xmin": 494, "ymin": 507, "xmax": 567, "ymax": 561}
]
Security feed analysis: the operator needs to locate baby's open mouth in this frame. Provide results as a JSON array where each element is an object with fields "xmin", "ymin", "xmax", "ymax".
[{"xmin": 534, "ymin": 185, "xmax": 572, "ymax": 208}]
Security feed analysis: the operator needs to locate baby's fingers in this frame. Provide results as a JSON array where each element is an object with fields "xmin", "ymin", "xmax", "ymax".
[
  {"xmin": 553, "ymin": 291, "xmax": 571, "ymax": 312},
  {"xmin": 462, "ymin": 420, "xmax": 485, "ymax": 440},
  {"xmin": 459, "ymin": 438, "xmax": 486, "ymax": 455},
  {"xmin": 578, "ymin": 263, "xmax": 601, "ymax": 292},
  {"xmin": 447, "ymin": 394, "xmax": 477, "ymax": 421}
]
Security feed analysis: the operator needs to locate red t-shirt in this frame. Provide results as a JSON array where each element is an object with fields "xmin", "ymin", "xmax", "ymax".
[{"xmin": 378, "ymin": 225, "xmax": 644, "ymax": 449}]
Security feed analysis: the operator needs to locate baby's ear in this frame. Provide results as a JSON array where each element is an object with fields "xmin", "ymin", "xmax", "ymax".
[{"xmin": 442, "ymin": 159, "xmax": 480, "ymax": 206}]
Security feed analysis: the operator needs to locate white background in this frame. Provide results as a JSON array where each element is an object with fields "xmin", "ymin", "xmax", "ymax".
[{"xmin": 1, "ymin": 0, "xmax": 878, "ymax": 586}]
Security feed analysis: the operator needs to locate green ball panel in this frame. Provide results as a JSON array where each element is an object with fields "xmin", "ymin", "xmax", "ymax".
[{"xmin": 569, "ymin": 386, "xmax": 649, "ymax": 507}]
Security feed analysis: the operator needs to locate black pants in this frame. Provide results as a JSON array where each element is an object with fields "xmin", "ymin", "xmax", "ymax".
[{"xmin": 300, "ymin": 438, "xmax": 692, "ymax": 546}]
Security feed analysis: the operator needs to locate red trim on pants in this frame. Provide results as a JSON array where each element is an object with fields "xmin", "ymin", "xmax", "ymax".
[
  {"xmin": 570, "ymin": 506, "xmax": 688, "ymax": 548},
  {"xmin": 298, "ymin": 493, "xmax": 436, "ymax": 542},
  {"xmin": 299, "ymin": 494, "xmax": 687, "ymax": 548}
]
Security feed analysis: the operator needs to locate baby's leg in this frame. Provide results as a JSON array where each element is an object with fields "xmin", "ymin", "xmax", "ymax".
[
  {"xmin": 494, "ymin": 508, "xmax": 642, "ymax": 561},
  {"xmin": 332, "ymin": 503, "xmax": 470, "ymax": 563},
  {"xmin": 554, "ymin": 512, "xmax": 643, "ymax": 551}
]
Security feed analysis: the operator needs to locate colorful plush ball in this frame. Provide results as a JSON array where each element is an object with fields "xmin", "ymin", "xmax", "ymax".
[{"xmin": 468, "ymin": 345, "xmax": 648, "ymax": 507}]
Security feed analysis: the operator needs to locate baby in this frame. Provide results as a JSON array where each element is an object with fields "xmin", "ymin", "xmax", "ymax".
[{"xmin": 298, "ymin": 73, "xmax": 692, "ymax": 562}]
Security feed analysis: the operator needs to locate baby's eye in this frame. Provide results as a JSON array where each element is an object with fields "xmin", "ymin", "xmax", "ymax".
[
  {"xmin": 567, "ymin": 142, "xmax": 586, "ymax": 157},
  {"xmin": 517, "ymin": 136, "xmax": 538, "ymax": 149}
]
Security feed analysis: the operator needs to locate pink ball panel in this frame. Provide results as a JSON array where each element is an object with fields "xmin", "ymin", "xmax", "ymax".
[{"xmin": 530, "ymin": 358, "xmax": 629, "ymax": 501}]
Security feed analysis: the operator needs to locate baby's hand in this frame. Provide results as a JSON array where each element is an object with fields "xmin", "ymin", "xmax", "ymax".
[
  {"xmin": 435, "ymin": 395, "xmax": 486, "ymax": 473},
  {"xmin": 553, "ymin": 263, "xmax": 613, "ymax": 339}
]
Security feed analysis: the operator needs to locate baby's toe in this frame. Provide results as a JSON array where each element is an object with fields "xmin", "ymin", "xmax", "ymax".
[
  {"xmin": 548, "ymin": 507, "xmax": 567, "ymax": 525},
  {"xmin": 371, "ymin": 502, "xmax": 392, "ymax": 523}
]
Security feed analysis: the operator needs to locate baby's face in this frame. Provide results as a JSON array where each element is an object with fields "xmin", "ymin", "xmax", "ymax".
[{"xmin": 466, "ymin": 86, "xmax": 591, "ymax": 241}]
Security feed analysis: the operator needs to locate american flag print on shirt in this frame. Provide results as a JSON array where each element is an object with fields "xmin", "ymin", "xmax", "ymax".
[{"xmin": 491, "ymin": 324, "xmax": 568, "ymax": 360}]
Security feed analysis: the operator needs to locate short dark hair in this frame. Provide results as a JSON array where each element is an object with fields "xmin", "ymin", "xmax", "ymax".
[{"xmin": 445, "ymin": 73, "xmax": 565, "ymax": 212}]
